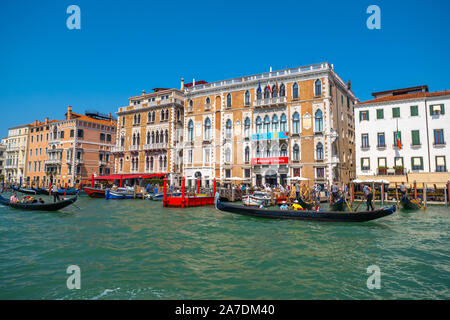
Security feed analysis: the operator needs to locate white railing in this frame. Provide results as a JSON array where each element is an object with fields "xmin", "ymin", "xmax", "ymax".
[
  {"xmin": 45, "ymin": 159, "xmax": 62, "ymax": 165},
  {"xmin": 253, "ymin": 96, "xmax": 287, "ymax": 108},
  {"xmin": 143, "ymin": 143, "xmax": 168, "ymax": 150},
  {"xmin": 112, "ymin": 146, "xmax": 124, "ymax": 153},
  {"xmin": 130, "ymin": 145, "xmax": 139, "ymax": 151},
  {"xmin": 6, "ymin": 146, "xmax": 19, "ymax": 152},
  {"xmin": 185, "ymin": 63, "xmax": 330, "ymax": 93}
]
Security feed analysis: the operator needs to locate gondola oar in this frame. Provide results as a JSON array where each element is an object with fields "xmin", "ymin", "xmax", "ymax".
[
  {"xmin": 344, "ymin": 198, "xmax": 353, "ymax": 213},
  {"xmin": 411, "ymin": 198, "xmax": 426, "ymax": 211}
]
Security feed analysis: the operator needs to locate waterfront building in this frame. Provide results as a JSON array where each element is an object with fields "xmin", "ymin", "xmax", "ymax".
[
  {"xmin": 182, "ymin": 62, "xmax": 357, "ymax": 188},
  {"xmin": 0, "ymin": 142, "xmax": 5, "ymax": 181},
  {"xmin": 25, "ymin": 118, "xmax": 59, "ymax": 187},
  {"xmin": 3, "ymin": 124, "xmax": 30, "ymax": 184},
  {"xmin": 113, "ymin": 89, "xmax": 185, "ymax": 184},
  {"xmin": 44, "ymin": 107, "xmax": 117, "ymax": 187},
  {"xmin": 355, "ymin": 85, "xmax": 450, "ymax": 177}
]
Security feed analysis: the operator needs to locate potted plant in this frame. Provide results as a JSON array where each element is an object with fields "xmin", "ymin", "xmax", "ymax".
[
  {"xmin": 378, "ymin": 166, "xmax": 387, "ymax": 175},
  {"xmin": 393, "ymin": 166, "xmax": 404, "ymax": 175}
]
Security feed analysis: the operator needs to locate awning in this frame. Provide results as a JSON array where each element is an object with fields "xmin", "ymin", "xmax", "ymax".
[{"xmin": 94, "ymin": 173, "xmax": 167, "ymax": 180}]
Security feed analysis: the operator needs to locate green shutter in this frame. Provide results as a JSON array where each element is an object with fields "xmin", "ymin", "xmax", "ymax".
[
  {"xmin": 412, "ymin": 130, "xmax": 420, "ymax": 145},
  {"xmin": 359, "ymin": 111, "xmax": 362, "ymax": 122},
  {"xmin": 420, "ymin": 157, "xmax": 423, "ymax": 169},
  {"xmin": 410, "ymin": 105, "xmax": 418, "ymax": 116},
  {"xmin": 441, "ymin": 104, "xmax": 445, "ymax": 115},
  {"xmin": 430, "ymin": 105, "xmax": 433, "ymax": 115},
  {"xmin": 366, "ymin": 111, "xmax": 369, "ymax": 121},
  {"xmin": 393, "ymin": 107, "xmax": 400, "ymax": 118},
  {"xmin": 377, "ymin": 109, "xmax": 384, "ymax": 119}
]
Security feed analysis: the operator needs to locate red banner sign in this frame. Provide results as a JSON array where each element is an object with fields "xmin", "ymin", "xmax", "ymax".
[{"xmin": 251, "ymin": 157, "xmax": 289, "ymax": 165}]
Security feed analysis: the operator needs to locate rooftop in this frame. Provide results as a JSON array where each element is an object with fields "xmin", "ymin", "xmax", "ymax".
[{"xmin": 358, "ymin": 89, "xmax": 450, "ymax": 105}]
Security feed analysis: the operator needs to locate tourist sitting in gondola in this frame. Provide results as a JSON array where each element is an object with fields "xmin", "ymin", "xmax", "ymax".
[
  {"xmin": 292, "ymin": 200, "xmax": 303, "ymax": 211},
  {"xmin": 38, "ymin": 198, "xmax": 45, "ymax": 204},
  {"xmin": 280, "ymin": 201, "xmax": 288, "ymax": 211},
  {"xmin": 10, "ymin": 193, "xmax": 19, "ymax": 204}
]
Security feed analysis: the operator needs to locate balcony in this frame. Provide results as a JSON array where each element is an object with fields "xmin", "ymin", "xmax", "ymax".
[
  {"xmin": 45, "ymin": 159, "xmax": 62, "ymax": 166},
  {"xmin": 6, "ymin": 146, "xmax": 19, "ymax": 152},
  {"xmin": 253, "ymin": 96, "xmax": 287, "ymax": 108},
  {"xmin": 67, "ymin": 158, "xmax": 82, "ymax": 165},
  {"xmin": 130, "ymin": 145, "xmax": 140, "ymax": 152},
  {"xmin": 48, "ymin": 139, "xmax": 60, "ymax": 145},
  {"xmin": 99, "ymin": 160, "xmax": 110, "ymax": 166},
  {"xmin": 143, "ymin": 142, "xmax": 168, "ymax": 151},
  {"xmin": 112, "ymin": 146, "xmax": 124, "ymax": 153},
  {"xmin": 4, "ymin": 164, "xmax": 16, "ymax": 169}
]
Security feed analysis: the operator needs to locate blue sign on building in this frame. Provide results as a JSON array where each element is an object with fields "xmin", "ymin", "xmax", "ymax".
[{"xmin": 251, "ymin": 131, "xmax": 289, "ymax": 141}]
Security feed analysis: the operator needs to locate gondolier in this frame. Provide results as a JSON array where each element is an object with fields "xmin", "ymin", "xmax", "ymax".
[
  {"xmin": 399, "ymin": 182, "xmax": 407, "ymax": 198},
  {"xmin": 363, "ymin": 184, "xmax": 374, "ymax": 211},
  {"xmin": 52, "ymin": 184, "xmax": 60, "ymax": 203}
]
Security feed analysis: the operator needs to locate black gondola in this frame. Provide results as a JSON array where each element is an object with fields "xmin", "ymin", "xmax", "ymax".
[
  {"xmin": 33, "ymin": 188, "xmax": 49, "ymax": 195},
  {"xmin": 297, "ymin": 198, "xmax": 314, "ymax": 210},
  {"xmin": 215, "ymin": 199, "xmax": 395, "ymax": 222},
  {"xmin": 330, "ymin": 197, "xmax": 345, "ymax": 211},
  {"xmin": 0, "ymin": 195, "xmax": 78, "ymax": 211},
  {"xmin": 400, "ymin": 196, "xmax": 421, "ymax": 211},
  {"xmin": 17, "ymin": 188, "xmax": 37, "ymax": 195}
]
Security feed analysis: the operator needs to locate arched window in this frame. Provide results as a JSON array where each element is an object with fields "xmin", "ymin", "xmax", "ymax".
[
  {"xmin": 136, "ymin": 133, "xmax": 140, "ymax": 145},
  {"xmin": 280, "ymin": 84, "xmax": 285, "ymax": 97},
  {"xmin": 148, "ymin": 112, "xmax": 152, "ymax": 123},
  {"xmin": 155, "ymin": 131, "xmax": 159, "ymax": 143},
  {"xmin": 272, "ymin": 115, "xmax": 279, "ymax": 132},
  {"xmin": 315, "ymin": 109, "xmax": 323, "ymax": 132},
  {"xmin": 164, "ymin": 156, "xmax": 167, "ymax": 169},
  {"xmin": 280, "ymin": 113, "xmax": 287, "ymax": 132},
  {"xmin": 165, "ymin": 130, "xmax": 169, "ymax": 143},
  {"xmin": 226, "ymin": 93, "xmax": 232, "ymax": 108},
  {"xmin": 225, "ymin": 148, "xmax": 231, "ymax": 163},
  {"xmin": 244, "ymin": 90, "xmax": 251, "ymax": 106},
  {"xmin": 292, "ymin": 83, "xmax": 299, "ymax": 99},
  {"xmin": 257, "ymin": 86, "xmax": 262, "ymax": 100},
  {"xmin": 120, "ymin": 136, "xmax": 125, "ymax": 147},
  {"xmin": 165, "ymin": 109, "xmax": 169, "ymax": 120},
  {"xmin": 263, "ymin": 116, "xmax": 270, "ymax": 133},
  {"xmin": 272, "ymin": 85, "xmax": 278, "ymax": 98},
  {"xmin": 280, "ymin": 145, "xmax": 287, "ymax": 157},
  {"xmin": 245, "ymin": 146, "xmax": 250, "ymax": 162},
  {"xmin": 137, "ymin": 114, "xmax": 141, "ymax": 124},
  {"xmin": 316, "ymin": 142, "xmax": 324, "ymax": 160},
  {"xmin": 133, "ymin": 114, "xmax": 137, "ymax": 124},
  {"xmin": 152, "ymin": 111, "xmax": 155, "ymax": 122},
  {"xmin": 292, "ymin": 112, "xmax": 300, "ymax": 134},
  {"xmin": 161, "ymin": 110, "xmax": 165, "ymax": 121},
  {"xmin": 244, "ymin": 117, "xmax": 251, "ymax": 137},
  {"xmin": 315, "ymin": 79, "xmax": 322, "ymax": 96},
  {"xmin": 204, "ymin": 117, "xmax": 211, "ymax": 140},
  {"xmin": 226, "ymin": 119, "xmax": 232, "ymax": 138},
  {"xmin": 293, "ymin": 144, "xmax": 300, "ymax": 161},
  {"xmin": 119, "ymin": 158, "xmax": 123, "ymax": 172},
  {"xmin": 205, "ymin": 97, "xmax": 210, "ymax": 108},
  {"xmin": 132, "ymin": 133, "xmax": 136, "ymax": 145},
  {"xmin": 188, "ymin": 100, "xmax": 193, "ymax": 112},
  {"xmin": 264, "ymin": 86, "xmax": 270, "ymax": 99},
  {"xmin": 265, "ymin": 145, "xmax": 271, "ymax": 158},
  {"xmin": 151, "ymin": 132, "xmax": 155, "ymax": 144},
  {"xmin": 176, "ymin": 110, "xmax": 180, "ymax": 121},
  {"xmin": 256, "ymin": 144, "xmax": 261, "ymax": 158},
  {"xmin": 256, "ymin": 116, "xmax": 262, "ymax": 133},
  {"xmin": 150, "ymin": 157, "xmax": 153, "ymax": 171},
  {"xmin": 188, "ymin": 120, "xmax": 194, "ymax": 141},
  {"xmin": 272, "ymin": 145, "xmax": 279, "ymax": 157},
  {"xmin": 159, "ymin": 156, "xmax": 163, "ymax": 170},
  {"xmin": 146, "ymin": 131, "xmax": 151, "ymax": 144}
]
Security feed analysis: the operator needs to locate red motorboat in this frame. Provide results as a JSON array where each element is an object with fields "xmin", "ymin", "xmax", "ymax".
[{"xmin": 84, "ymin": 187, "xmax": 106, "ymax": 198}]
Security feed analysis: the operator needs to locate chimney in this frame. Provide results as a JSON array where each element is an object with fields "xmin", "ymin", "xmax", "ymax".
[
  {"xmin": 347, "ymin": 80, "xmax": 351, "ymax": 90},
  {"xmin": 45, "ymin": 117, "xmax": 49, "ymax": 124},
  {"xmin": 108, "ymin": 113, "xmax": 112, "ymax": 120},
  {"xmin": 270, "ymin": 66, "xmax": 272, "ymax": 72},
  {"xmin": 180, "ymin": 78, "xmax": 184, "ymax": 90},
  {"xmin": 67, "ymin": 106, "xmax": 73, "ymax": 120},
  {"xmin": 34, "ymin": 120, "xmax": 38, "ymax": 126},
  {"xmin": 193, "ymin": 78, "xmax": 195, "ymax": 87},
  {"xmin": 142, "ymin": 90, "xmax": 146, "ymax": 95}
]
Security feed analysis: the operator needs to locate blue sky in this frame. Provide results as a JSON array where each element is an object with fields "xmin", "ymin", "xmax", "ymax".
[{"xmin": 1, "ymin": 0, "xmax": 449, "ymax": 138}]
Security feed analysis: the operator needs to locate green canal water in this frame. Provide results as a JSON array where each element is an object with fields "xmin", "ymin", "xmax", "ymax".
[{"xmin": 0, "ymin": 193, "xmax": 448, "ymax": 300}]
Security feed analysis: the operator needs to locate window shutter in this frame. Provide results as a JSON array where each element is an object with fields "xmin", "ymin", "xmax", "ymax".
[
  {"xmin": 359, "ymin": 111, "xmax": 362, "ymax": 122},
  {"xmin": 430, "ymin": 105, "xmax": 433, "ymax": 115},
  {"xmin": 367, "ymin": 111, "xmax": 369, "ymax": 121},
  {"xmin": 441, "ymin": 104, "xmax": 445, "ymax": 115}
]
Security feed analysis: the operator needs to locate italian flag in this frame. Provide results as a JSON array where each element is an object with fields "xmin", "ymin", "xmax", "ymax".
[{"xmin": 396, "ymin": 121, "xmax": 402, "ymax": 149}]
